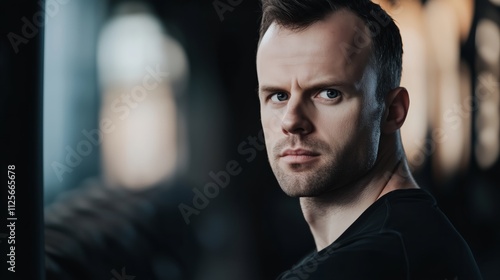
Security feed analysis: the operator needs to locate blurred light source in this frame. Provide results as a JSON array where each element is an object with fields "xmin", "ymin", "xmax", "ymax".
[
  {"xmin": 424, "ymin": 0, "xmax": 470, "ymax": 182},
  {"xmin": 98, "ymin": 14, "xmax": 166, "ymax": 86},
  {"xmin": 476, "ymin": 19, "xmax": 500, "ymax": 67},
  {"xmin": 475, "ymin": 72, "xmax": 500, "ymax": 169},
  {"xmin": 490, "ymin": 0, "xmax": 500, "ymax": 7},
  {"xmin": 97, "ymin": 5, "xmax": 187, "ymax": 88},
  {"xmin": 97, "ymin": 2, "xmax": 189, "ymax": 189},
  {"xmin": 458, "ymin": 63, "xmax": 473, "ymax": 171}
]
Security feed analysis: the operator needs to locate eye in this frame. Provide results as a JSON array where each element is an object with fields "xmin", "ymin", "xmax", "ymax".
[
  {"xmin": 317, "ymin": 89, "xmax": 341, "ymax": 99},
  {"xmin": 270, "ymin": 92, "xmax": 289, "ymax": 102}
]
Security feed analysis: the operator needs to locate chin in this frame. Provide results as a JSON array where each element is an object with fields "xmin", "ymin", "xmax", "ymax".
[
  {"xmin": 280, "ymin": 187, "xmax": 304, "ymax": 197},
  {"xmin": 278, "ymin": 181, "xmax": 326, "ymax": 197}
]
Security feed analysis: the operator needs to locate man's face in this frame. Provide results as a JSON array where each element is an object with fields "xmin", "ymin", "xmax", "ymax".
[{"xmin": 257, "ymin": 10, "xmax": 384, "ymax": 197}]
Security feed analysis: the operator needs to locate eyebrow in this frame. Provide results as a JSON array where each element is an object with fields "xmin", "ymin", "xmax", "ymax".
[
  {"xmin": 258, "ymin": 80, "xmax": 350, "ymax": 95},
  {"xmin": 258, "ymin": 85, "xmax": 286, "ymax": 95}
]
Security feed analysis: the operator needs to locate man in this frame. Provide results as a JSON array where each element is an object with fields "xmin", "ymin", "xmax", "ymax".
[{"xmin": 256, "ymin": 0, "xmax": 482, "ymax": 279}]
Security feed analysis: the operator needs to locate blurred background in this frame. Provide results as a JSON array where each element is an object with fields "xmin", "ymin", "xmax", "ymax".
[{"xmin": 10, "ymin": 0, "xmax": 500, "ymax": 278}]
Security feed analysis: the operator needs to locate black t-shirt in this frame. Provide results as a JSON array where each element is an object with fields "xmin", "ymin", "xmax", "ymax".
[{"xmin": 276, "ymin": 189, "xmax": 482, "ymax": 280}]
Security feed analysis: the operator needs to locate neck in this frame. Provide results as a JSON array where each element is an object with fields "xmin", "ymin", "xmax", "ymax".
[{"xmin": 299, "ymin": 140, "xmax": 418, "ymax": 251}]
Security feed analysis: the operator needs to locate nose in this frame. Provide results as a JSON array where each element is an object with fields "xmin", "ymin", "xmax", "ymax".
[{"xmin": 281, "ymin": 96, "xmax": 313, "ymax": 135}]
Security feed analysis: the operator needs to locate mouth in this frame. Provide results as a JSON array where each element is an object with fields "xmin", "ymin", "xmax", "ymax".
[{"xmin": 279, "ymin": 149, "xmax": 320, "ymax": 164}]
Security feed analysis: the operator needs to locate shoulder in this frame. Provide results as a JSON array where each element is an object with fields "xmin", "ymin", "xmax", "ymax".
[
  {"xmin": 379, "ymin": 189, "xmax": 483, "ymax": 279},
  {"xmin": 278, "ymin": 232, "xmax": 408, "ymax": 280},
  {"xmin": 380, "ymin": 189, "xmax": 465, "ymax": 245}
]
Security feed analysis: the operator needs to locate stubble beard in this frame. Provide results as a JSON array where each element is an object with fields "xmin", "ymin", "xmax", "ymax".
[
  {"xmin": 269, "ymin": 138, "xmax": 343, "ymax": 197},
  {"xmin": 269, "ymin": 137, "xmax": 377, "ymax": 202},
  {"xmin": 271, "ymin": 157, "xmax": 339, "ymax": 197}
]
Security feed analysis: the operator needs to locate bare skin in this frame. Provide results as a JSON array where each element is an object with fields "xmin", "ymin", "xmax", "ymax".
[{"xmin": 257, "ymin": 10, "xmax": 419, "ymax": 251}]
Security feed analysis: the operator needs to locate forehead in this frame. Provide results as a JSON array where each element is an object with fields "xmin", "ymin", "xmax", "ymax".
[{"xmin": 256, "ymin": 10, "xmax": 373, "ymax": 89}]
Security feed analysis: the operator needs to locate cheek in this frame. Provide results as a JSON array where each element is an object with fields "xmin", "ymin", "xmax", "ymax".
[
  {"xmin": 317, "ymin": 106, "xmax": 361, "ymax": 143},
  {"xmin": 260, "ymin": 110, "xmax": 277, "ymax": 150},
  {"xmin": 261, "ymin": 108, "xmax": 283, "ymax": 137}
]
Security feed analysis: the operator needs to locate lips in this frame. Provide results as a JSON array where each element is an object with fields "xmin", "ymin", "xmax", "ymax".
[
  {"xmin": 280, "ymin": 149, "xmax": 319, "ymax": 157},
  {"xmin": 279, "ymin": 148, "xmax": 320, "ymax": 164}
]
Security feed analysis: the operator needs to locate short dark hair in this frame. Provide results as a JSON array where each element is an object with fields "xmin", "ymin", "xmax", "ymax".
[{"xmin": 258, "ymin": 0, "xmax": 403, "ymax": 100}]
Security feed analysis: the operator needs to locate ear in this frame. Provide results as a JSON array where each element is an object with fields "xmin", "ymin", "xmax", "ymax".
[{"xmin": 381, "ymin": 87, "xmax": 409, "ymax": 134}]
